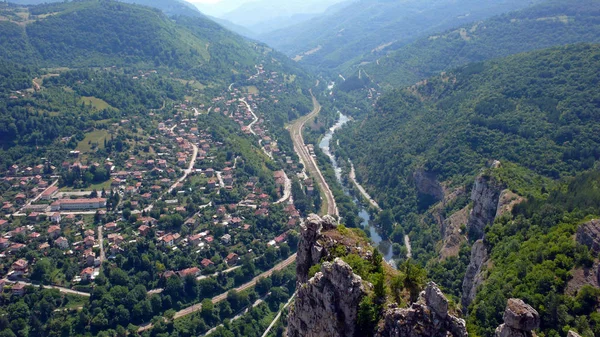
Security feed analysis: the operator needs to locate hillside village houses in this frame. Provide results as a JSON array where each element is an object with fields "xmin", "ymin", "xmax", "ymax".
[{"xmin": 0, "ymin": 63, "xmax": 304, "ymax": 299}]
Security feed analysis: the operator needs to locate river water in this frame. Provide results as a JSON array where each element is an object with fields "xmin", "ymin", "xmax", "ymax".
[{"xmin": 318, "ymin": 112, "xmax": 395, "ymax": 267}]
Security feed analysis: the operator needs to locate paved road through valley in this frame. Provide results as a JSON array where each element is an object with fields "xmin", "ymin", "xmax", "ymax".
[{"xmin": 288, "ymin": 91, "xmax": 338, "ymax": 216}]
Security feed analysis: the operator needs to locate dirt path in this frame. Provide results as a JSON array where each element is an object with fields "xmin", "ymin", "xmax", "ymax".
[
  {"xmin": 261, "ymin": 292, "xmax": 296, "ymax": 337},
  {"xmin": 288, "ymin": 92, "xmax": 338, "ymax": 216}
]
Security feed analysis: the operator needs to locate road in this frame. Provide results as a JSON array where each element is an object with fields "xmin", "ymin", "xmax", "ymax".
[
  {"xmin": 138, "ymin": 253, "xmax": 297, "ymax": 332},
  {"xmin": 4, "ymin": 280, "xmax": 90, "ymax": 297},
  {"xmin": 261, "ymin": 292, "xmax": 296, "ymax": 337},
  {"xmin": 240, "ymin": 98, "xmax": 258, "ymax": 136},
  {"xmin": 98, "ymin": 226, "xmax": 105, "ymax": 263},
  {"xmin": 349, "ymin": 162, "xmax": 382, "ymax": 211},
  {"xmin": 143, "ymin": 140, "xmax": 199, "ymax": 213},
  {"xmin": 169, "ymin": 142, "xmax": 198, "ymax": 194},
  {"xmin": 288, "ymin": 92, "xmax": 338, "ymax": 216},
  {"xmin": 274, "ymin": 170, "xmax": 292, "ymax": 205}
]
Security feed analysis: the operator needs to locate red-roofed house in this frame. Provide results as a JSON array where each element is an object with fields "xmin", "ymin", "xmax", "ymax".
[{"xmin": 200, "ymin": 258, "xmax": 214, "ymax": 268}]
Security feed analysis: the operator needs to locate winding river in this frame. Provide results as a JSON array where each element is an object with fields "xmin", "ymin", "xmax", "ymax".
[{"xmin": 319, "ymin": 112, "xmax": 396, "ymax": 267}]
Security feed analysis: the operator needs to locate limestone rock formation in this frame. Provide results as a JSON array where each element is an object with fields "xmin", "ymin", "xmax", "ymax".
[
  {"xmin": 567, "ymin": 331, "xmax": 583, "ymax": 337},
  {"xmin": 440, "ymin": 206, "xmax": 469, "ymax": 259},
  {"xmin": 296, "ymin": 214, "xmax": 327, "ymax": 284},
  {"xmin": 287, "ymin": 258, "xmax": 367, "ymax": 337},
  {"xmin": 413, "ymin": 169, "xmax": 445, "ymax": 201},
  {"xmin": 496, "ymin": 189, "xmax": 524, "ymax": 219},
  {"xmin": 375, "ymin": 282, "xmax": 468, "ymax": 337},
  {"xmin": 495, "ymin": 299, "xmax": 540, "ymax": 337},
  {"xmin": 461, "ymin": 239, "xmax": 489, "ymax": 311},
  {"xmin": 466, "ymin": 172, "xmax": 505, "ymax": 240},
  {"xmin": 576, "ymin": 219, "xmax": 600, "ymax": 254}
]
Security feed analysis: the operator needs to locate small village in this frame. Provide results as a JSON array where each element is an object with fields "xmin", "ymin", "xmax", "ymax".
[{"xmin": 0, "ymin": 63, "xmax": 314, "ymax": 299}]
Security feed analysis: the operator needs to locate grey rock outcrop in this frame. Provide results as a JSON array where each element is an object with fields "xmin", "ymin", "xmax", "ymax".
[
  {"xmin": 413, "ymin": 169, "xmax": 445, "ymax": 201},
  {"xmin": 376, "ymin": 282, "xmax": 468, "ymax": 337},
  {"xmin": 461, "ymin": 239, "xmax": 489, "ymax": 311},
  {"xmin": 495, "ymin": 299, "xmax": 539, "ymax": 337},
  {"xmin": 441, "ymin": 206, "xmax": 469, "ymax": 259},
  {"xmin": 466, "ymin": 173, "xmax": 505, "ymax": 240},
  {"xmin": 496, "ymin": 190, "xmax": 524, "ymax": 219},
  {"xmin": 567, "ymin": 331, "xmax": 582, "ymax": 337},
  {"xmin": 296, "ymin": 214, "xmax": 327, "ymax": 284},
  {"xmin": 287, "ymin": 258, "xmax": 367, "ymax": 337},
  {"xmin": 576, "ymin": 219, "xmax": 600, "ymax": 254}
]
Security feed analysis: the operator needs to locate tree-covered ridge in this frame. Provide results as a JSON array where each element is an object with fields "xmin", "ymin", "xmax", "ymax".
[
  {"xmin": 336, "ymin": 44, "xmax": 600, "ymax": 216},
  {"xmin": 469, "ymin": 170, "xmax": 600, "ymax": 337},
  {"xmin": 261, "ymin": 0, "xmax": 542, "ymax": 73},
  {"xmin": 0, "ymin": 1, "xmax": 288, "ymax": 85},
  {"xmin": 362, "ymin": 0, "xmax": 600, "ymax": 89}
]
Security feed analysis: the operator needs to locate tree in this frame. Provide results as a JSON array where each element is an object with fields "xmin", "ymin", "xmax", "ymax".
[{"xmin": 401, "ymin": 260, "xmax": 426, "ymax": 303}]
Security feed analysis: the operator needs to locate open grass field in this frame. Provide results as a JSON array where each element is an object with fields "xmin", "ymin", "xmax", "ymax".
[
  {"xmin": 243, "ymin": 85, "xmax": 259, "ymax": 95},
  {"xmin": 79, "ymin": 96, "xmax": 115, "ymax": 111},
  {"xmin": 76, "ymin": 129, "xmax": 110, "ymax": 153}
]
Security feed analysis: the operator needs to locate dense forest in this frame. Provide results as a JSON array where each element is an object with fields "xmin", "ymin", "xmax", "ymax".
[
  {"xmin": 363, "ymin": 0, "xmax": 600, "ymax": 89},
  {"xmin": 337, "ymin": 44, "xmax": 600, "ymax": 220},
  {"xmin": 261, "ymin": 0, "xmax": 540, "ymax": 73},
  {"xmin": 0, "ymin": 0, "xmax": 289, "ymax": 85},
  {"xmin": 469, "ymin": 170, "xmax": 600, "ymax": 337}
]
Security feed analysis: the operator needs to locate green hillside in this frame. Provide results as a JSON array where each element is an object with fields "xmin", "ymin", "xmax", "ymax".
[
  {"xmin": 7, "ymin": 0, "xmax": 203, "ymax": 17},
  {"xmin": 336, "ymin": 44, "xmax": 600, "ymax": 217},
  {"xmin": 0, "ymin": 1, "xmax": 283, "ymax": 85},
  {"xmin": 260, "ymin": 0, "xmax": 542, "ymax": 72},
  {"xmin": 363, "ymin": 0, "xmax": 600, "ymax": 89}
]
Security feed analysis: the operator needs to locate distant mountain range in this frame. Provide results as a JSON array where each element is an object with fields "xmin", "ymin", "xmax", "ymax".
[{"xmin": 259, "ymin": 0, "xmax": 545, "ymax": 73}]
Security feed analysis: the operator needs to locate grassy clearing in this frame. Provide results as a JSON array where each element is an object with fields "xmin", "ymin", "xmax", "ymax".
[
  {"xmin": 79, "ymin": 96, "xmax": 114, "ymax": 111},
  {"xmin": 76, "ymin": 129, "xmax": 110, "ymax": 153},
  {"xmin": 176, "ymin": 79, "xmax": 206, "ymax": 90},
  {"xmin": 243, "ymin": 86, "xmax": 259, "ymax": 95}
]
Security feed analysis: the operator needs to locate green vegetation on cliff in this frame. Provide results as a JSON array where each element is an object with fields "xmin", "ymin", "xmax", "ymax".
[{"xmin": 337, "ymin": 44, "xmax": 600, "ymax": 221}]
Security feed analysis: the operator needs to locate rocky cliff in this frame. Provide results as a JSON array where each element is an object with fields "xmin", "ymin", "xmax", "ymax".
[
  {"xmin": 289, "ymin": 214, "xmax": 542, "ymax": 337},
  {"xmin": 495, "ymin": 298, "xmax": 539, "ymax": 337},
  {"xmin": 466, "ymin": 171, "xmax": 505, "ymax": 240},
  {"xmin": 288, "ymin": 258, "xmax": 367, "ymax": 337},
  {"xmin": 413, "ymin": 169, "xmax": 445, "ymax": 201},
  {"xmin": 295, "ymin": 214, "xmax": 338, "ymax": 284},
  {"xmin": 375, "ymin": 282, "xmax": 468, "ymax": 337},
  {"xmin": 576, "ymin": 219, "xmax": 600, "ymax": 254},
  {"xmin": 461, "ymin": 239, "xmax": 489, "ymax": 311}
]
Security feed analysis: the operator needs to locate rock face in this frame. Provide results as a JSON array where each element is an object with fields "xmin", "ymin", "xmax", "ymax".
[
  {"xmin": 413, "ymin": 169, "xmax": 445, "ymax": 201},
  {"xmin": 567, "ymin": 331, "xmax": 582, "ymax": 337},
  {"xmin": 466, "ymin": 173, "xmax": 505, "ymax": 240},
  {"xmin": 441, "ymin": 206, "xmax": 469, "ymax": 259},
  {"xmin": 496, "ymin": 189, "xmax": 524, "ymax": 219},
  {"xmin": 296, "ymin": 214, "xmax": 328, "ymax": 283},
  {"xmin": 495, "ymin": 299, "xmax": 540, "ymax": 337},
  {"xmin": 461, "ymin": 239, "xmax": 489, "ymax": 311},
  {"xmin": 576, "ymin": 219, "xmax": 600, "ymax": 254},
  {"xmin": 376, "ymin": 282, "xmax": 468, "ymax": 337},
  {"xmin": 287, "ymin": 258, "xmax": 367, "ymax": 337}
]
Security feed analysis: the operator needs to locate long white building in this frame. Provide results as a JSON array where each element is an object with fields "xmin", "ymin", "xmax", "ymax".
[{"xmin": 50, "ymin": 198, "xmax": 107, "ymax": 211}]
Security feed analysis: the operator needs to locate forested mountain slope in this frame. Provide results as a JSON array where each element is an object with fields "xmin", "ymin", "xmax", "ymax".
[
  {"xmin": 336, "ymin": 44, "xmax": 600, "ymax": 217},
  {"xmin": 7, "ymin": 0, "xmax": 203, "ymax": 17},
  {"xmin": 260, "ymin": 0, "xmax": 542, "ymax": 72},
  {"xmin": 362, "ymin": 0, "xmax": 600, "ymax": 89},
  {"xmin": 0, "ymin": 1, "xmax": 303, "ymax": 85}
]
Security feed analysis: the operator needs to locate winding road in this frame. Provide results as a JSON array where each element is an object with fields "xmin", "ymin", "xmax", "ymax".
[
  {"xmin": 288, "ymin": 92, "xmax": 338, "ymax": 216},
  {"xmin": 138, "ymin": 253, "xmax": 297, "ymax": 332},
  {"xmin": 349, "ymin": 162, "xmax": 381, "ymax": 211}
]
